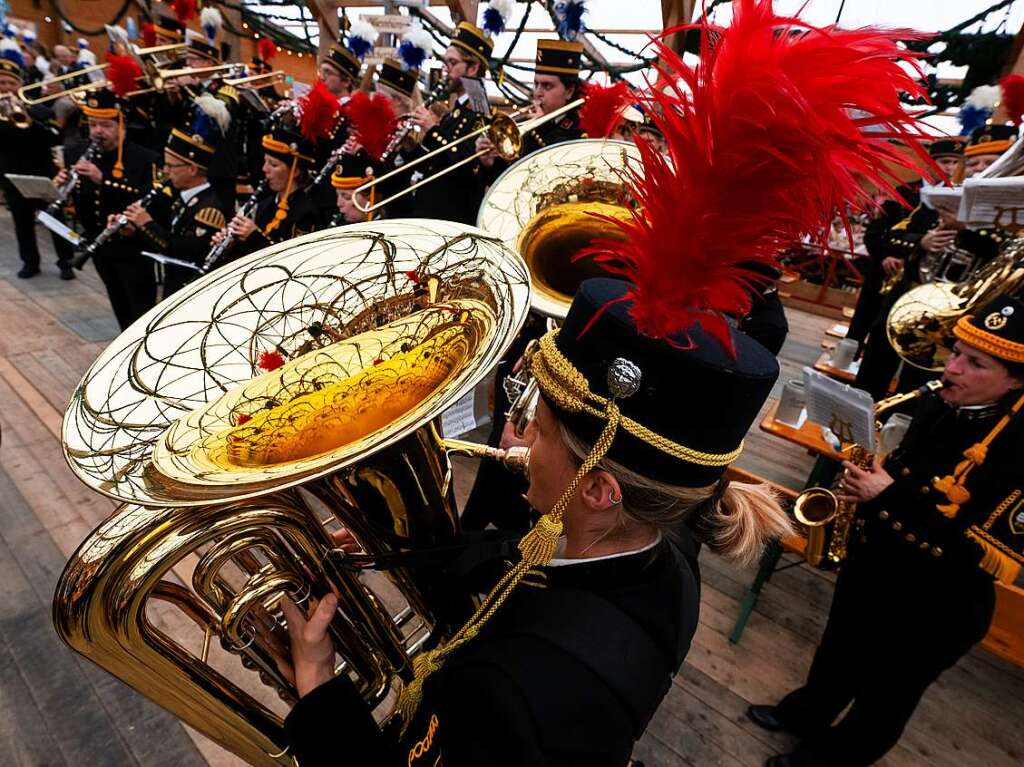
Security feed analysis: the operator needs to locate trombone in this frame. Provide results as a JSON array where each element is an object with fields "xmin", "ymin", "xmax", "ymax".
[
  {"xmin": 150, "ymin": 62, "xmax": 247, "ymax": 90},
  {"xmin": 224, "ymin": 70, "xmax": 288, "ymax": 90},
  {"xmin": 17, "ymin": 43, "xmax": 185, "ymax": 105},
  {"xmin": 353, "ymin": 98, "xmax": 584, "ymax": 214}
]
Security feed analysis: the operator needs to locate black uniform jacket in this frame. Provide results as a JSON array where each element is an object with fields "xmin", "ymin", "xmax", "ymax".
[
  {"xmin": 861, "ymin": 182, "xmax": 920, "ymax": 260},
  {"xmin": 410, "ymin": 100, "xmax": 487, "ymax": 225},
  {"xmin": 67, "ymin": 140, "xmax": 160, "ymax": 254},
  {"xmin": 138, "ymin": 183, "xmax": 232, "ymax": 292},
  {"xmin": 235, "ymin": 189, "xmax": 322, "ymax": 256},
  {"xmin": 855, "ymin": 393, "xmax": 1024, "ymax": 578},
  {"xmin": 0, "ymin": 102, "xmax": 58, "ymax": 177},
  {"xmin": 284, "ymin": 538, "xmax": 700, "ymax": 766},
  {"xmin": 883, "ymin": 204, "xmax": 1008, "ymax": 289}
]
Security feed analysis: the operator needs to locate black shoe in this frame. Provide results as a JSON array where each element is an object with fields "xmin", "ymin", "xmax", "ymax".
[
  {"xmin": 16, "ymin": 265, "xmax": 40, "ymax": 279},
  {"xmin": 748, "ymin": 704, "xmax": 787, "ymax": 732},
  {"xmin": 59, "ymin": 265, "xmax": 75, "ymax": 280}
]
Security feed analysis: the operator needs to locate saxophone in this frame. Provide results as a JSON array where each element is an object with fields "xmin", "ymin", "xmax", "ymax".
[{"xmin": 793, "ymin": 380, "xmax": 944, "ymax": 569}]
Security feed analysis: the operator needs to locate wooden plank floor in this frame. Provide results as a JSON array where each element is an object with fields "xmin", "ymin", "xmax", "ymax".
[{"xmin": 1, "ymin": 214, "xmax": 1022, "ymax": 766}]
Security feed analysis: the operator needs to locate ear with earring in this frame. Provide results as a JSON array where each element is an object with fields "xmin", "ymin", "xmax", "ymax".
[{"xmin": 608, "ymin": 491, "xmax": 622, "ymax": 508}]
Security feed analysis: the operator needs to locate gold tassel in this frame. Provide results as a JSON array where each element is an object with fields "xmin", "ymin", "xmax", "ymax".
[
  {"xmin": 518, "ymin": 514, "xmax": 563, "ymax": 565},
  {"xmin": 968, "ymin": 531, "xmax": 1022, "ymax": 584}
]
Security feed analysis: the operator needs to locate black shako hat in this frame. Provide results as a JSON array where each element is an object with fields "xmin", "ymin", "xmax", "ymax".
[
  {"xmin": 965, "ymin": 123, "xmax": 1018, "ymax": 157},
  {"xmin": 954, "ymin": 295, "xmax": 1024, "ymax": 365},
  {"xmin": 544, "ymin": 278, "xmax": 779, "ymax": 487},
  {"xmin": 928, "ymin": 137, "xmax": 965, "ymax": 159},
  {"xmin": 450, "ymin": 22, "xmax": 492, "ymax": 68}
]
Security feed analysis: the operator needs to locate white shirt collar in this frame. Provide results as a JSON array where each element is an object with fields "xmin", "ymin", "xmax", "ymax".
[
  {"xmin": 546, "ymin": 533, "xmax": 663, "ymax": 568},
  {"xmin": 179, "ymin": 182, "xmax": 210, "ymax": 205}
]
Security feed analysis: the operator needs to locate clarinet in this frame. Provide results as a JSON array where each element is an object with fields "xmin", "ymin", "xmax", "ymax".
[
  {"xmin": 45, "ymin": 139, "xmax": 99, "ymax": 218},
  {"xmin": 199, "ymin": 180, "xmax": 268, "ymax": 274},
  {"xmin": 378, "ymin": 76, "xmax": 450, "ymax": 164},
  {"xmin": 73, "ymin": 183, "xmax": 167, "ymax": 270}
]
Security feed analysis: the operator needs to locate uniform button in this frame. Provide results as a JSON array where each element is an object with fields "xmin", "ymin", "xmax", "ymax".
[
  {"xmin": 905, "ymin": 533, "xmax": 916, "ymax": 543},
  {"xmin": 919, "ymin": 486, "xmax": 930, "ymax": 495},
  {"xmin": 879, "ymin": 510, "xmax": 890, "ymax": 520},
  {"xmin": 931, "ymin": 547, "xmax": 943, "ymax": 557},
  {"xmin": 860, "ymin": 535, "xmax": 868, "ymax": 544},
  {"xmin": 900, "ymin": 468, "xmax": 911, "ymax": 477},
  {"xmin": 892, "ymin": 521, "xmax": 903, "ymax": 531},
  {"xmin": 919, "ymin": 541, "xmax": 930, "ymax": 551}
]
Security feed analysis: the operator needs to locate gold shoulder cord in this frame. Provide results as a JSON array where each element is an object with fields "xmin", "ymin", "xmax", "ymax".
[{"xmin": 394, "ymin": 330, "xmax": 741, "ymax": 726}]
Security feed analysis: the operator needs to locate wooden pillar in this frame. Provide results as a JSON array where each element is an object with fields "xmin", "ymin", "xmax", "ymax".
[
  {"xmin": 660, "ymin": 0, "xmax": 696, "ymax": 56},
  {"xmin": 445, "ymin": 1, "xmax": 480, "ymax": 25},
  {"xmin": 306, "ymin": 0, "xmax": 341, "ymax": 53}
]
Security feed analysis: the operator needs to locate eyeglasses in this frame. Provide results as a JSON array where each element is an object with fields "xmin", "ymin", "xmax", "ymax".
[
  {"xmin": 163, "ymin": 161, "xmax": 190, "ymax": 170},
  {"xmin": 442, "ymin": 56, "xmax": 466, "ymax": 69}
]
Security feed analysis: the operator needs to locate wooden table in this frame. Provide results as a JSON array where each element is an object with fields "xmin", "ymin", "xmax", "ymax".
[
  {"xmin": 825, "ymin": 323, "xmax": 849, "ymax": 339},
  {"xmin": 813, "ymin": 351, "xmax": 858, "ymax": 383},
  {"xmin": 759, "ymin": 399, "xmax": 844, "ymax": 462}
]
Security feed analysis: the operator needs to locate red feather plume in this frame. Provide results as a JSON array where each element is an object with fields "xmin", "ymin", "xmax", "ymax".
[
  {"xmin": 141, "ymin": 22, "xmax": 157, "ymax": 48},
  {"xmin": 579, "ymin": 81, "xmax": 632, "ymax": 139},
  {"xmin": 257, "ymin": 37, "xmax": 278, "ymax": 63},
  {"xmin": 105, "ymin": 54, "xmax": 143, "ymax": 98},
  {"xmin": 581, "ymin": 0, "xmax": 937, "ymax": 355},
  {"xmin": 1000, "ymin": 74, "xmax": 1024, "ymax": 126},
  {"xmin": 298, "ymin": 80, "xmax": 341, "ymax": 143},
  {"xmin": 345, "ymin": 91, "xmax": 399, "ymax": 162},
  {"xmin": 258, "ymin": 350, "xmax": 285, "ymax": 372},
  {"xmin": 170, "ymin": 0, "xmax": 198, "ymax": 25}
]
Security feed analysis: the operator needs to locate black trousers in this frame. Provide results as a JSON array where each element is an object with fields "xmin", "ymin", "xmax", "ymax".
[
  {"xmin": 846, "ymin": 259, "xmax": 884, "ymax": 346},
  {"xmin": 775, "ymin": 555, "xmax": 995, "ymax": 767},
  {"xmin": 852, "ymin": 290, "xmax": 903, "ymax": 400},
  {"xmin": 2, "ymin": 179, "xmax": 76, "ymax": 270},
  {"xmin": 93, "ymin": 252, "xmax": 157, "ymax": 330}
]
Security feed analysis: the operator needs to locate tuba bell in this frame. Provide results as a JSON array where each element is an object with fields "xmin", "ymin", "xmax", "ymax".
[
  {"xmin": 56, "ymin": 221, "xmax": 531, "ymax": 765},
  {"xmin": 887, "ymin": 236, "xmax": 1024, "ymax": 370},
  {"xmin": 477, "ymin": 138, "xmax": 643, "ymax": 320}
]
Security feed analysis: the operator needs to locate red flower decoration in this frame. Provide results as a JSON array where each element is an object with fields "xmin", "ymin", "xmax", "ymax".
[{"xmin": 258, "ymin": 350, "xmax": 285, "ymax": 371}]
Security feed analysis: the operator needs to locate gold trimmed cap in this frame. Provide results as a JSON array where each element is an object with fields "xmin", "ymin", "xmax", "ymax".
[
  {"xmin": 954, "ymin": 296, "xmax": 1024, "ymax": 364},
  {"xmin": 535, "ymin": 39, "xmax": 583, "ymax": 77},
  {"xmin": 166, "ymin": 127, "xmax": 215, "ymax": 171},
  {"xmin": 451, "ymin": 22, "xmax": 492, "ymax": 68},
  {"xmin": 80, "ymin": 88, "xmax": 123, "ymax": 120},
  {"xmin": 378, "ymin": 58, "xmax": 418, "ymax": 97},
  {"xmin": 964, "ymin": 124, "xmax": 1017, "ymax": 158},
  {"xmin": 322, "ymin": 44, "xmax": 362, "ymax": 81}
]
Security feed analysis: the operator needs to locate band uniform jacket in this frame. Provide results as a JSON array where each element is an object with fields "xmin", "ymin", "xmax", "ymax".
[
  {"xmin": 855, "ymin": 393, "xmax": 1024, "ymax": 580},
  {"xmin": 284, "ymin": 538, "xmax": 700, "ymax": 766},
  {"xmin": 0, "ymin": 101, "xmax": 58, "ymax": 177},
  {"xmin": 138, "ymin": 183, "xmax": 232, "ymax": 296},
  {"xmin": 66, "ymin": 139, "xmax": 160, "ymax": 257},
  {"xmin": 410, "ymin": 100, "xmax": 487, "ymax": 225},
  {"xmin": 235, "ymin": 190, "xmax": 322, "ymax": 256},
  {"xmin": 861, "ymin": 182, "xmax": 921, "ymax": 260}
]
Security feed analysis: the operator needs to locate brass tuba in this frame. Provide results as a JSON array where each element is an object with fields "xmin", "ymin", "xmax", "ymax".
[
  {"xmin": 56, "ymin": 221, "xmax": 531, "ymax": 765},
  {"xmin": 887, "ymin": 236, "xmax": 1024, "ymax": 371},
  {"xmin": 477, "ymin": 138, "xmax": 643, "ymax": 320}
]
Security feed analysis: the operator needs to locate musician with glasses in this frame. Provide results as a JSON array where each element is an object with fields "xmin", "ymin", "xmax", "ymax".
[
  {"xmin": 122, "ymin": 96, "xmax": 232, "ymax": 297},
  {"xmin": 56, "ymin": 89, "xmax": 159, "ymax": 328},
  {"xmin": 751, "ymin": 295, "xmax": 1024, "ymax": 767},
  {"xmin": 407, "ymin": 22, "xmax": 493, "ymax": 225},
  {"xmin": 854, "ymin": 126, "xmax": 1015, "ymax": 400}
]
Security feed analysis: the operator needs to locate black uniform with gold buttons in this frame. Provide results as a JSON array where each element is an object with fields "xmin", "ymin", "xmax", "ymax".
[
  {"xmin": 771, "ymin": 296, "xmax": 1024, "ymax": 767},
  {"xmin": 411, "ymin": 23, "xmax": 492, "ymax": 225},
  {"xmin": 72, "ymin": 90, "xmax": 160, "ymax": 329},
  {"xmin": 137, "ymin": 124, "xmax": 233, "ymax": 297},
  {"xmin": 854, "ymin": 126, "xmax": 1015, "ymax": 400}
]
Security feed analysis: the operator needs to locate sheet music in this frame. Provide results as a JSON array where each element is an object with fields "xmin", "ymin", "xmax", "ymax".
[
  {"xmin": 36, "ymin": 211, "xmax": 83, "ymax": 245},
  {"xmin": 920, "ymin": 182, "xmax": 962, "ymax": 212},
  {"xmin": 802, "ymin": 367, "xmax": 876, "ymax": 451},
  {"xmin": 441, "ymin": 389, "xmax": 483, "ymax": 438},
  {"xmin": 957, "ymin": 176, "xmax": 1024, "ymax": 228},
  {"xmin": 460, "ymin": 76, "xmax": 490, "ymax": 114}
]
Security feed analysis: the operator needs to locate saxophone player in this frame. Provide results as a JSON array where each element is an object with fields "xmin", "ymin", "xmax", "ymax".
[{"xmin": 750, "ymin": 296, "xmax": 1024, "ymax": 767}]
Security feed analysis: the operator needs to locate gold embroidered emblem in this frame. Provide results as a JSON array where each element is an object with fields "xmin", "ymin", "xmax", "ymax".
[
  {"xmin": 985, "ymin": 312, "xmax": 1008, "ymax": 330},
  {"xmin": 195, "ymin": 208, "xmax": 227, "ymax": 230},
  {"xmin": 407, "ymin": 714, "xmax": 439, "ymax": 766},
  {"xmin": 1009, "ymin": 497, "xmax": 1024, "ymax": 535}
]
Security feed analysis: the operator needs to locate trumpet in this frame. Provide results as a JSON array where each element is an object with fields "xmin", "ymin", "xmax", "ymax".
[
  {"xmin": 0, "ymin": 92, "xmax": 31, "ymax": 128},
  {"xmin": 353, "ymin": 98, "xmax": 581, "ymax": 215},
  {"xmin": 18, "ymin": 43, "xmax": 185, "ymax": 105}
]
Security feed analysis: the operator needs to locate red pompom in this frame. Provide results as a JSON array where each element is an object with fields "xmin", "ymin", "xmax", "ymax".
[
  {"xmin": 235, "ymin": 413, "xmax": 251, "ymax": 425},
  {"xmin": 1000, "ymin": 75, "xmax": 1024, "ymax": 126},
  {"xmin": 580, "ymin": 0, "xmax": 937, "ymax": 355},
  {"xmin": 345, "ymin": 90, "xmax": 399, "ymax": 162},
  {"xmin": 141, "ymin": 22, "xmax": 157, "ymax": 49},
  {"xmin": 105, "ymin": 54, "xmax": 143, "ymax": 98},
  {"xmin": 579, "ymin": 81, "xmax": 632, "ymax": 139},
  {"xmin": 257, "ymin": 37, "xmax": 278, "ymax": 64},
  {"xmin": 258, "ymin": 350, "xmax": 285, "ymax": 371},
  {"xmin": 298, "ymin": 79, "xmax": 342, "ymax": 143},
  {"xmin": 170, "ymin": 0, "xmax": 198, "ymax": 25}
]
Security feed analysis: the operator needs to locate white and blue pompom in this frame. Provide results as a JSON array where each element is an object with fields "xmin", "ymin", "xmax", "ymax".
[
  {"xmin": 35, "ymin": 56, "xmax": 49, "ymax": 77},
  {"xmin": 3, "ymin": 23, "xmax": 16, "ymax": 39},
  {"xmin": 126, "ymin": 16, "xmax": 138, "ymax": 41},
  {"xmin": 77, "ymin": 40, "xmax": 96, "ymax": 66},
  {"xmin": 346, "ymin": 18, "xmax": 376, "ymax": 61},
  {"xmin": 482, "ymin": 0, "xmax": 515, "ymax": 36},
  {"xmin": 0, "ymin": 38, "xmax": 23, "ymax": 68},
  {"xmin": 554, "ymin": 0, "xmax": 586, "ymax": 42},
  {"xmin": 193, "ymin": 92, "xmax": 231, "ymax": 139},
  {"xmin": 959, "ymin": 85, "xmax": 1001, "ymax": 136},
  {"xmin": 77, "ymin": 37, "xmax": 89, "ymax": 50},
  {"xmin": 22, "ymin": 29, "xmax": 35, "ymax": 44},
  {"xmin": 201, "ymin": 7, "xmax": 222, "ymax": 45},
  {"xmin": 398, "ymin": 22, "xmax": 431, "ymax": 71}
]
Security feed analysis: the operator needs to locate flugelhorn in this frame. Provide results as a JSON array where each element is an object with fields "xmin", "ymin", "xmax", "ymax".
[
  {"xmin": 0, "ymin": 92, "xmax": 31, "ymax": 128},
  {"xmin": 352, "ymin": 99, "xmax": 582, "ymax": 215},
  {"xmin": 57, "ymin": 221, "xmax": 531, "ymax": 766}
]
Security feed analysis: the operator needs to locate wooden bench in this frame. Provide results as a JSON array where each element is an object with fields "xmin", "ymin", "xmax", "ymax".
[{"xmin": 726, "ymin": 467, "xmax": 1024, "ymax": 668}]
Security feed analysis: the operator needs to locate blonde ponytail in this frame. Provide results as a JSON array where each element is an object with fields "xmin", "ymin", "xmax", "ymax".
[{"xmin": 702, "ymin": 481, "xmax": 793, "ymax": 565}]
